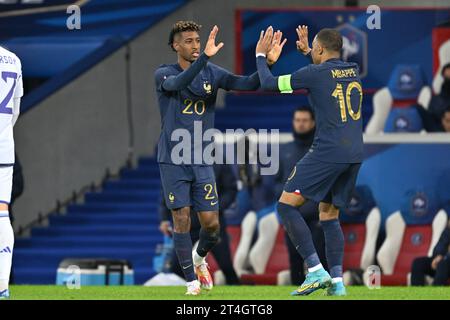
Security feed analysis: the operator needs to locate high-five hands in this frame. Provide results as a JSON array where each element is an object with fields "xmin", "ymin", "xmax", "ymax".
[
  {"xmin": 296, "ymin": 25, "xmax": 311, "ymax": 55},
  {"xmin": 204, "ymin": 25, "xmax": 224, "ymax": 57},
  {"xmin": 267, "ymin": 29, "xmax": 287, "ymax": 66},
  {"xmin": 256, "ymin": 26, "xmax": 274, "ymax": 56},
  {"xmin": 256, "ymin": 26, "xmax": 287, "ymax": 66}
]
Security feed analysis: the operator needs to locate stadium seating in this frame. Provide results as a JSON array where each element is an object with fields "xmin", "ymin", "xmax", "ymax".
[
  {"xmin": 340, "ymin": 186, "xmax": 381, "ymax": 272},
  {"xmin": 13, "ymin": 157, "xmax": 163, "ymax": 285},
  {"xmin": 240, "ymin": 228, "xmax": 289, "ymax": 285},
  {"xmin": 365, "ymin": 65, "xmax": 428, "ymax": 133},
  {"xmin": 375, "ymin": 187, "xmax": 448, "ymax": 285},
  {"xmin": 397, "ymin": 36, "xmax": 450, "ymax": 110},
  {"xmin": 383, "ymin": 107, "xmax": 424, "ymax": 133},
  {"xmin": 376, "ymin": 210, "xmax": 448, "ymax": 285},
  {"xmin": 208, "ymin": 212, "xmax": 290, "ymax": 285},
  {"xmin": 432, "ymin": 39, "xmax": 450, "ymax": 95}
]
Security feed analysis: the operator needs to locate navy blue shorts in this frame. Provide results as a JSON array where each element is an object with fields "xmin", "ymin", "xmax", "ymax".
[
  {"xmin": 159, "ymin": 163, "xmax": 219, "ymax": 212},
  {"xmin": 283, "ymin": 154, "xmax": 361, "ymax": 208}
]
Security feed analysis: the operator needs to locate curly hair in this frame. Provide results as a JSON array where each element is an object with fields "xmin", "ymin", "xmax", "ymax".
[{"xmin": 168, "ymin": 20, "xmax": 202, "ymax": 52}]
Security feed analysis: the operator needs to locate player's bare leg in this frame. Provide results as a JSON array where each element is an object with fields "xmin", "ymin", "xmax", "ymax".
[
  {"xmin": 0, "ymin": 203, "xmax": 13, "ymax": 299},
  {"xmin": 171, "ymin": 206, "xmax": 200, "ymax": 295},
  {"xmin": 319, "ymin": 202, "xmax": 346, "ymax": 296},
  {"xmin": 277, "ymin": 192, "xmax": 331, "ymax": 295},
  {"xmin": 194, "ymin": 211, "xmax": 220, "ymax": 290}
]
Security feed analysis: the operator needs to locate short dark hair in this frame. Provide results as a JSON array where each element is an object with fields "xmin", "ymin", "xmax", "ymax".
[
  {"xmin": 168, "ymin": 20, "xmax": 201, "ymax": 52},
  {"xmin": 316, "ymin": 28, "xmax": 343, "ymax": 53},
  {"xmin": 294, "ymin": 105, "xmax": 314, "ymax": 120},
  {"xmin": 441, "ymin": 63, "xmax": 450, "ymax": 76},
  {"xmin": 443, "ymin": 105, "xmax": 450, "ymax": 117}
]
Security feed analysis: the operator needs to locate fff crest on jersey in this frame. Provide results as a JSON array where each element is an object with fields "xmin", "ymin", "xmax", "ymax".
[
  {"xmin": 336, "ymin": 23, "xmax": 368, "ymax": 78},
  {"xmin": 203, "ymin": 82, "xmax": 212, "ymax": 94}
]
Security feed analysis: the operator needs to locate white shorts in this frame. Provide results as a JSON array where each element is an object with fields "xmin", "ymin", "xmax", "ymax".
[{"xmin": 0, "ymin": 166, "xmax": 13, "ymax": 205}]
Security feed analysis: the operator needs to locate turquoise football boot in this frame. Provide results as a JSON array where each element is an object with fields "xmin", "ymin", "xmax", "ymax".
[
  {"xmin": 326, "ymin": 281, "xmax": 347, "ymax": 296},
  {"xmin": 0, "ymin": 289, "xmax": 10, "ymax": 300},
  {"xmin": 291, "ymin": 268, "xmax": 332, "ymax": 296}
]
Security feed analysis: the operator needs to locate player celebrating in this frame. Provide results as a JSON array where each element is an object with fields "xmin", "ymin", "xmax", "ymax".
[
  {"xmin": 154, "ymin": 21, "xmax": 285, "ymax": 295},
  {"xmin": 0, "ymin": 46, "xmax": 23, "ymax": 299},
  {"xmin": 255, "ymin": 26, "xmax": 363, "ymax": 296}
]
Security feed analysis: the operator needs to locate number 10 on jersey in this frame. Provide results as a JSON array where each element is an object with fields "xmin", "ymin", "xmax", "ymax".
[{"xmin": 332, "ymin": 81, "xmax": 363, "ymax": 122}]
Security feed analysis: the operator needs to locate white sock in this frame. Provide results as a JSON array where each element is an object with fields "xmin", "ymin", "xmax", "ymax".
[
  {"xmin": 0, "ymin": 211, "xmax": 14, "ymax": 291},
  {"xmin": 186, "ymin": 279, "xmax": 199, "ymax": 287},
  {"xmin": 193, "ymin": 251, "xmax": 206, "ymax": 266},
  {"xmin": 332, "ymin": 277, "xmax": 343, "ymax": 284},
  {"xmin": 308, "ymin": 263, "xmax": 323, "ymax": 273}
]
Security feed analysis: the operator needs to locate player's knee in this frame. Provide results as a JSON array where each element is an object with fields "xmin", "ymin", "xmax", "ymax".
[
  {"xmin": 204, "ymin": 220, "xmax": 220, "ymax": 235},
  {"xmin": 278, "ymin": 191, "xmax": 306, "ymax": 207},
  {"xmin": 171, "ymin": 207, "xmax": 191, "ymax": 232},
  {"xmin": 319, "ymin": 202, "xmax": 339, "ymax": 221},
  {"xmin": 319, "ymin": 210, "xmax": 339, "ymax": 221}
]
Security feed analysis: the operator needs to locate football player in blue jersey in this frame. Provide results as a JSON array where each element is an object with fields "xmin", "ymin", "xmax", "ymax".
[
  {"xmin": 255, "ymin": 25, "xmax": 363, "ymax": 296},
  {"xmin": 154, "ymin": 21, "xmax": 286, "ymax": 295}
]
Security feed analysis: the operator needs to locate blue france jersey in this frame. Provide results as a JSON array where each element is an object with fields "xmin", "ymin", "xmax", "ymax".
[
  {"xmin": 280, "ymin": 58, "xmax": 364, "ymax": 163},
  {"xmin": 155, "ymin": 61, "xmax": 238, "ymax": 165}
]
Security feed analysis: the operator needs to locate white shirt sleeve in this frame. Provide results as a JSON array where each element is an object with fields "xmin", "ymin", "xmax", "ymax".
[
  {"xmin": 12, "ymin": 58, "xmax": 23, "ymax": 126},
  {"xmin": 14, "ymin": 59, "xmax": 23, "ymax": 98}
]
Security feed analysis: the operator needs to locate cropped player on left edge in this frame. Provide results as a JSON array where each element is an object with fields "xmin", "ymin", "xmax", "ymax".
[{"xmin": 0, "ymin": 46, "xmax": 23, "ymax": 300}]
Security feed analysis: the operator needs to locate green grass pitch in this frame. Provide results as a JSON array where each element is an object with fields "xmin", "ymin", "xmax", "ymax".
[{"xmin": 7, "ymin": 285, "xmax": 450, "ymax": 300}]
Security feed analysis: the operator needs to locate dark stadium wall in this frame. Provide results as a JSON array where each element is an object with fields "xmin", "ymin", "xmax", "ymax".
[{"xmin": 13, "ymin": 48, "xmax": 130, "ymax": 231}]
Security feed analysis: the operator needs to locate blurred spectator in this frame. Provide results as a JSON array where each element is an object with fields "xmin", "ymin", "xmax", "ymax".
[
  {"xmin": 237, "ymin": 137, "xmax": 276, "ymax": 212},
  {"xmin": 430, "ymin": 64, "xmax": 450, "ymax": 120},
  {"xmin": 159, "ymin": 163, "xmax": 240, "ymax": 284},
  {"xmin": 441, "ymin": 107, "xmax": 450, "ymax": 132},
  {"xmin": 417, "ymin": 63, "xmax": 450, "ymax": 132},
  {"xmin": 275, "ymin": 106, "xmax": 327, "ymax": 285},
  {"xmin": 232, "ymin": 137, "xmax": 278, "ymax": 278},
  {"xmin": 410, "ymin": 222, "xmax": 450, "ymax": 286}
]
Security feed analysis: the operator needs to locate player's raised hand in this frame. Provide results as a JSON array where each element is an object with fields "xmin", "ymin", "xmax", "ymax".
[
  {"xmin": 204, "ymin": 25, "xmax": 224, "ymax": 57},
  {"xmin": 255, "ymin": 26, "xmax": 274, "ymax": 56},
  {"xmin": 296, "ymin": 25, "xmax": 311, "ymax": 55},
  {"xmin": 267, "ymin": 30, "xmax": 287, "ymax": 66}
]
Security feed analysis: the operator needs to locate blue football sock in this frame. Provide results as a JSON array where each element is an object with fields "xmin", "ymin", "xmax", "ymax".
[
  {"xmin": 173, "ymin": 232, "xmax": 196, "ymax": 282},
  {"xmin": 277, "ymin": 202, "xmax": 321, "ymax": 269},
  {"xmin": 321, "ymin": 219, "xmax": 344, "ymax": 279}
]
